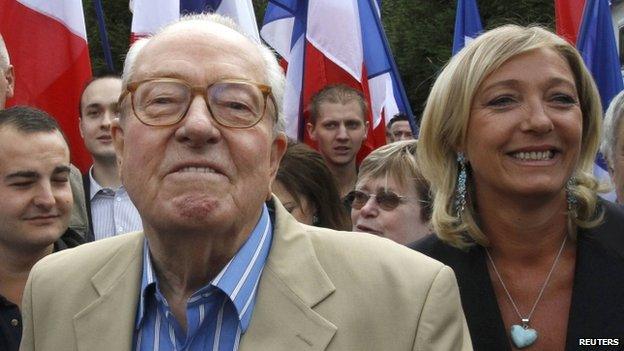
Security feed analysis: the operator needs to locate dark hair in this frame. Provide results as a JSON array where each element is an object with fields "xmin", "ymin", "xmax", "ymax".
[
  {"xmin": 276, "ymin": 142, "xmax": 350, "ymax": 230},
  {"xmin": 79, "ymin": 75, "xmax": 122, "ymax": 117},
  {"xmin": 0, "ymin": 106, "xmax": 65, "ymax": 138},
  {"xmin": 308, "ymin": 84, "xmax": 368, "ymax": 125},
  {"xmin": 387, "ymin": 113, "xmax": 409, "ymax": 129}
]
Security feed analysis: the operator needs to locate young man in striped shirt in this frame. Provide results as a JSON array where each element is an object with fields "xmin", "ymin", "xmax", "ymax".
[{"xmin": 79, "ymin": 76, "xmax": 142, "ymax": 241}]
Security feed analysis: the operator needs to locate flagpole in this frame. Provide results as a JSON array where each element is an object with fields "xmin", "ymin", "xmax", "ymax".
[
  {"xmin": 363, "ymin": 0, "xmax": 417, "ymax": 134},
  {"xmin": 93, "ymin": 0, "xmax": 115, "ymax": 73}
]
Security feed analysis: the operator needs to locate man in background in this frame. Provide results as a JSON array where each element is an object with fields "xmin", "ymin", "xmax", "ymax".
[
  {"xmin": 0, "ymin": 33, "xmax": 90, "ymax": 240},
  {"xmin": 386, "ymin": 113, "xmax": 414, "ymax": 143},
  {"xmin": 307, "ymin": 85, "xmax": 368, "ymax": 199},
  {"xmin": 0, "ymin": 106, "xmax": 83, "ymax": 351},
  {"xmin": 79, "ymin": 76, "xmax": 142, "ymax": 241}
]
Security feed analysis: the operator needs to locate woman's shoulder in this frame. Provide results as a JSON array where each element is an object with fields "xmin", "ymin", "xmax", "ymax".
[
  {"xmin": 585, "ymin": 200, "xmax": 624, "ymax": 259},
  {"xmin": 408, "ymin": 234, "xmax": 480, "ymax": 266}
]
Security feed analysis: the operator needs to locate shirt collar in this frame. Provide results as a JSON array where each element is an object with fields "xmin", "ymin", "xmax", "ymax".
[
  {"xmin": 136, "ymin": 204, "xmax": 273, "ymax": 332},
  {"xmin": 89, "ymin": 166, "xmax": 128, "ymax": 200}
]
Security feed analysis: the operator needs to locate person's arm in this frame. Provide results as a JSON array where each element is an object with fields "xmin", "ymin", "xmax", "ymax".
[
  {"xmin": 413, "ymin": 266, "xmax": 473, "ymax": 351},
  {"xmin": 18, "ymin": 269, "xmax": 36, "ymax": 351}
]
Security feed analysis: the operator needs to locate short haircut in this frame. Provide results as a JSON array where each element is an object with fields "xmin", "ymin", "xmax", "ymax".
[
  {"xmin": 276, "ymin": 142, "xmax": 350, "ymax": 230},
  {"xmin": 601, "ymin": 90, "xmax": 624, "ymax": 170},
  {"xmin": 387, "ymin": 113, "xmax": 410, "ymax": 129},
  {"xmin": 309, "ymin": 84, "xmax": 368, "ymax": 125},
  {"xmin": 79, "ymin": 75, "xmax": 122, "ymax": 117},
  {"xmin": 357, "ymin": 140, "xmax": 431, "ymax": 222},
  {"xmin": 120, "ymin": 13, "xmax": 285, "ymax": 133},
  {"xmin": 0, "ymin": 34, "xmax": 9, "ymax": 70},
  {"xmin": 0, "ymin": 106, "xmax": 66, "ymax": 139},
  {"xmin": 418, "ymin": 24, "xmax": 603, "ymax": 248}
]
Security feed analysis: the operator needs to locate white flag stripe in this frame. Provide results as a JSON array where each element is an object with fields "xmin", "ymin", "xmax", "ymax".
[
  {"xmin": 260, "ymin": 17, "xmax": 296, "ymax": 59},
  {"xmin": 282, "ymin": 35, "xmax": 306, "ymax": 140},
  {"xmin": 18, "ymin": 0, "xmax": 87, "ymax": 39},
  {"xmin": 130, "ymin": 0, "xmax": 179, "ymax": 36},
  {"xmin": 218, "ymin": 0, "xmax": 260, "ymax": 42},
  {"xmin": 306, "ymin": 0, "xmax": 363, "ymax": 81}
]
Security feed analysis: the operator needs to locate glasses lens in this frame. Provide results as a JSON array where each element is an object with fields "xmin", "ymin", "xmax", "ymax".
[
  {"xmin": 208, "ymin": 82, "xmax": 265, "ymax": 127},
  {"xmin": 376, "ymin": 191, "xmax": 401, "ymax": 211},
  {"xmin": 348, "ymin": 190, "xmax": 370, "ymax": 210},
  {"xmin": 133, "ymin": 81, "xmax": 189, "ymax": 125}
]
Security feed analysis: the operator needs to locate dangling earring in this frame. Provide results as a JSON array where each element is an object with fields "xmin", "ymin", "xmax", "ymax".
[
  {"xmin": 312, "ymin": 213, "xmax": 320, "ymax": 226},
  {"xmin": 566, "ymin": 177, "xmax": 577, "ymax": 213},
  {"xmin": 454, "ymin": 152, "xmax": 467, "ymax": 218}
]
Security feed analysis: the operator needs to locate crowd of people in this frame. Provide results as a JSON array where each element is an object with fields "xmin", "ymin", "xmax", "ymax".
[{"xmin": 0, "ymin": 11, "xmax": 623, "ymax": 351}]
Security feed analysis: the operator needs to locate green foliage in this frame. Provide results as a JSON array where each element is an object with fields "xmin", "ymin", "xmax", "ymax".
[{"xmin": 84, "ymin": 0, "xmax": 555, "ymax": 121}]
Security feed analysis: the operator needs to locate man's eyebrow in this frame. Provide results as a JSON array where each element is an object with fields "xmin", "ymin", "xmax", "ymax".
[
  {"xmin": 5, "ymin": 171, "xmax": 39, "ymax": 180},
  {"xmin": 53, "ymin": 165, "xmax": 71, "ymax": 175}
]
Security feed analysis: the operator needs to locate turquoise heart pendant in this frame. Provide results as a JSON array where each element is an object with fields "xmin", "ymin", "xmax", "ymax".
[{"xmin": 510, "ymin": 324, "xmax": 538, "ymax": 349}]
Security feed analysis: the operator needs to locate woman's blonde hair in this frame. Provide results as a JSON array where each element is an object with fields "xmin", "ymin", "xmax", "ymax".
[
  {"xmin": 418, "ymin": 24, "xmax": 603, "ymax": 249},
  {"xmin": 358, "ymin": 140, "xmax": 432, "ymax": 222}
]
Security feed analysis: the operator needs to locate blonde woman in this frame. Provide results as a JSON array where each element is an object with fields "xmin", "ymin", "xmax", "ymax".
[
  {"xmin": 410, "ymin": 25, "xmax": 624, "ymax": 350},
  {"xmin": 349, "ymin": 140, "xmax": 432, "ymax": 244}
]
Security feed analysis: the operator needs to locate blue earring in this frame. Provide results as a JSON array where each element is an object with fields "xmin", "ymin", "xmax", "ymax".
[
  {"xmin": 566, "ymin": 177, "xmax": 577, "ymax": 213},
  {"xmin": 455, "ymin": 153, "xmax": 467, "ymax": 218}
]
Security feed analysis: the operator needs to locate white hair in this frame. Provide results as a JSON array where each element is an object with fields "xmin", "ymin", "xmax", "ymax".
[
  {"xmin": 0, "ymin": 34, "xmax": 10, "ymax": 70},
  {"xmin": 601, "ymin": 90, "xmax": 624, "ymax": 169},
  {"xmin": 121, "ymin": 13, "xmax": 285, "ymax": 133}
]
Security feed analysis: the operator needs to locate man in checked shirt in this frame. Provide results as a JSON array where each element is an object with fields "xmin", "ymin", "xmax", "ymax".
[{"xmin": 19, "ymin": 13, "xmax": 471, "ymax": 351}]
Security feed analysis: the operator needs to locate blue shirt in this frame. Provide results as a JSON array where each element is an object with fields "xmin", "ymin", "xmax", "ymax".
[
  {"xmin": 134, "ymin": 205, "xmax": 273, "ymax": 351},
  {"xmin": 88, "ymin": 167, "xmax": 143, "ymax": 240}
]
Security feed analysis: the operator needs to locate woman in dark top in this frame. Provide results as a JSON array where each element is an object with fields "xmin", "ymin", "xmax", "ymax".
[{"xmin": 411, "ymin": 24, "xmax": 624, "ymax": 350}]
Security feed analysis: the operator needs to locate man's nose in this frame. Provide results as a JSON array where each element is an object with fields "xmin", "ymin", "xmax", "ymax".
[
  {"xmin": 336, "ymin": 124, "xmax": 349, "ymax": 139},
  {"xmin": 33, "ymin": 183, "xmax": 56, "ymax": 210},
  {"xmin": 174, "ymin": 95, "xmax": 221, "ymax": 146}
]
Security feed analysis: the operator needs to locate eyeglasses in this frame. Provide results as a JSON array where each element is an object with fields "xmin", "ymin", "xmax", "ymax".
[
  {"xmin": 345, "ymin": 189, "xmax": 408, "ymax": 211},
  {"xmin": 119, "ymin": 78, "xmax": 276, "ymax": 128}
]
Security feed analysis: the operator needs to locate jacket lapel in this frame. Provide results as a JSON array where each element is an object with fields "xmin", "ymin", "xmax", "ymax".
[
  {"xmin": 73, "ymin": 232, "xmax": 144, "ymax": 351},
  {"xmin": 240, "ymin": 198, "xmax": 337, "ymax": 351}
]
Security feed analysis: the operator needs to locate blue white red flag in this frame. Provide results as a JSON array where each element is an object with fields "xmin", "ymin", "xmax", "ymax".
[
  {"xmin": 261, "ymin": 0, "xmax": 414, "ymax": 157},
  {"xmin": 452, "ymin": 0, "xmax": 483, "ymax": 55},
  {"xmin": 0, "ymin": 0, "xmax": 93, "ymax": 171},
  {"xmin": 130, "ymin": 0, "xmax": 259, "ymax": 42},
  {"xmin": 556, "ymin": 0, "xmax": 623, "ymax": 201}
]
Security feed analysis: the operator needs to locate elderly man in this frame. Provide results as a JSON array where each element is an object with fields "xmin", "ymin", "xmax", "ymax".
[
  {"xmin": 0, "ymin": 34, "xmax": 15, "ymax": 109},
  {"xmin": 20, "ymin": 14, "xmax": 471, "ymax": 351},
  {"xmin": 603, "ymin": 90, "xmax": 624, "ymax": 204},
  {"xmin": 0, "ymin": 107, "xmax": 83, "ymax": 351},
  {"xmin": 79, "ymin": 76, "xmax": 142, "ymax": 241}
]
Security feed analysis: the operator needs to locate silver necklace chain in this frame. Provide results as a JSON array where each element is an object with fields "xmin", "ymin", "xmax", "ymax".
[{"xmin": 485, "ymin": 235, "xmax": 568, "ymax": 325}]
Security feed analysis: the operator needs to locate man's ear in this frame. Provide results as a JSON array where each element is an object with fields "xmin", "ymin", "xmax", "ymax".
[
  {"xmin": 364, "ymin": 120, "xmax": 370, "ymax": 139},
  {"xmin": 111, "ymin": 117, "xmax": 125, "ymax": 166},
  {"xmin": 306, "ymin": 122, "xmax": 317, "ymax": 141},
  {"xmin": 78, "ymin": 118, "xmax": 85, "ymax": 138},
  {"xmin": 4, "ymin": 65, "xmax": 14, "ymax": 99},
  {"xmin": 267, "ymin": 132, "xmax": 288, "ymax": 200}
]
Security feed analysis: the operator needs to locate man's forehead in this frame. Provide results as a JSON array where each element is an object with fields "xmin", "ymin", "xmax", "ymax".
[{"xmin": 83, "ymin": 78, "xmax": 122, "ymax": 101}]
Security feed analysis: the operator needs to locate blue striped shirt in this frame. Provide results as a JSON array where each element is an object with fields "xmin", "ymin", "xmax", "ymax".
[
  {"xmin": 88, "ymin": 168, "xmax": 143, "ymax": 240},
  {"xmin": 134, "ymin": 205, "xmax": 273, "ymax": 351}
]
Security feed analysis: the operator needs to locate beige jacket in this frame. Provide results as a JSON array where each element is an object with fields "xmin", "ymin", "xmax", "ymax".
[{"xmin": 20, "ymin": 198, "xmax": 472, "ymax": 351}]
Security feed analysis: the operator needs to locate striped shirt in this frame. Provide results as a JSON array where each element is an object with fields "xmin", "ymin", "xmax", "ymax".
[
  {"xmin": 88, "ymin": 168, "xmax": 143, "ymax": 240},
  {"xmin": 134, "ymin": 205, "xmax": 273, "ymax": 351}
]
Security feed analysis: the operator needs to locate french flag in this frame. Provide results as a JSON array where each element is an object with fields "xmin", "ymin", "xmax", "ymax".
[
  {"xmin": 0, "ymin": 0, "xmax": 92, "ymax": 171},
  {"xmin": 261, "ymin": 0, "xmax": 414, "ymax": 159},
  {"xmin": 130, "ymin": 0, "xmax": 260, "ymax": 42},
  {"xmin": 452, "ymin": 0, "xmax": 483, "ymax": 55},
  {"xmin": 556, "ymin": 0, "xmax": 623, "ymax": 201}
]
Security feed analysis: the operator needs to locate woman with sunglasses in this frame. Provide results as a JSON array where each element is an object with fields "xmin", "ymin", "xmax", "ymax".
[
  {"xmin": 349, "ymin": 140, "xmax": 432, "ymax": 245},
  {"xmin": 411, "ymin": 25, "xmax": 624, "ymax": 350}
]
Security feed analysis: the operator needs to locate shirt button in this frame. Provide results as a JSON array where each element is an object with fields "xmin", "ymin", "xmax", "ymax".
[
  {"xmin": 10, "ymin": 319, "xmax": 19, "ymax": 327},
  {"xmin": 117, "ymin": 226, "xmax": 124, "ymax": 232},
  {"xmin": 116, "ymin": 197, "xmax": 121, "ymax": 202}
]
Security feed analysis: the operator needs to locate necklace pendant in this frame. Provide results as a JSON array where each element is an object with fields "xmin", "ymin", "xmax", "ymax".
[{"xmin": 510, "ymin": 324, "xmax": 538, "ymax": 349}]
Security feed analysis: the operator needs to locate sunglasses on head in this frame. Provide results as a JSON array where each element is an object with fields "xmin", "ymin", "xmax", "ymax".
[{"xmin": 345, "ymin": 189, "xmax": 407, "ymax": 211}]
